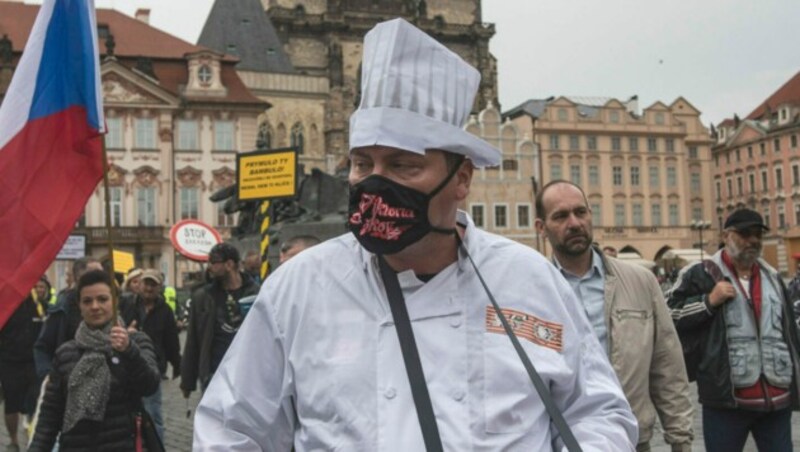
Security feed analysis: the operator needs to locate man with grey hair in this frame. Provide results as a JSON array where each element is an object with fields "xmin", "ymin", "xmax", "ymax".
[
  {"xmin": 194, "ymin": 18, "xmax": 637, "ymax": 450},
  {"xmin": 668, "ymin": 208, "xmax": 800, "ymax": 452}
]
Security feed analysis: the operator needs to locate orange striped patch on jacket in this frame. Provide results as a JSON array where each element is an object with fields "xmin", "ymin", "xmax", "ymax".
[{"xmin": 485, "ymin": 307, "xmax": 563, "ymax": 352}]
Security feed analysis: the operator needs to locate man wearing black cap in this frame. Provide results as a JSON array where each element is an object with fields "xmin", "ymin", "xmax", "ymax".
[
  {"xmin": 181, "ymin": 243, "xmax": 259, "ymax": 399},
  {"xmin": 667, "ymin": 208, "xmax": 800, "ymax": 452}
]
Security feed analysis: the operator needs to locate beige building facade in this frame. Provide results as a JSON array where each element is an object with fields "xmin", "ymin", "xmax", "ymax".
[{"xmin": 506, "ymin": 96, "xmax": 715, "ymax": 262}]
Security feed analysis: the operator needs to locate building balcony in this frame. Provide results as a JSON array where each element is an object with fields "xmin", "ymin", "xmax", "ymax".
[{"xmin": 73, "ymin": 226, "xmax": 166, "ymax": 245}]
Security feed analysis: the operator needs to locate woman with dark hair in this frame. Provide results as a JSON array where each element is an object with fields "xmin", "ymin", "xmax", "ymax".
[{"xmin": 29, "ymin": 270, "xmax": 161, "ymax": 451}]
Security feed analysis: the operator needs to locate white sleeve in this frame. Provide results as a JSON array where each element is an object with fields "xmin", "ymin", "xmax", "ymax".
[
  {"xmin": 193, "ymin": 285, "xmax": 295, "ymax": 451},
  {"xmin": 549, "ymin": 284, "xmax": 639, "ymax": 451}
]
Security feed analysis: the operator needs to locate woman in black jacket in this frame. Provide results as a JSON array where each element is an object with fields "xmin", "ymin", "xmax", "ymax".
[{"xmin": 29, "ymin": 270, "xmax": 161, "ymax": 452}]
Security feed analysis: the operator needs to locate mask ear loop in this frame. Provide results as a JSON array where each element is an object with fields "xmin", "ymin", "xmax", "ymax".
[
  {"xmin": 428, "ymin": 155, "xmax": 466, "ymax": 235},
  {"xmin": 453, "ymin": 231, "xmax": 584, "ymax": 452}
]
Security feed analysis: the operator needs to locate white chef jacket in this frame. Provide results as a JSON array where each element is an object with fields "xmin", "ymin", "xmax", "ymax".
[{"xmin": 194, "ymin": 211, "xmax": 638, "ymax": 451}]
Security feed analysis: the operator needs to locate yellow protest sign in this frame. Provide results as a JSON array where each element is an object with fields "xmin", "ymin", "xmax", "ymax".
[
  {"xmin": 112, "ymin": 250, "xmax": 135, "ymax": 274},
  {"xmin": 237, "ymin": 148, "xmax": 298, "ymax": 201}
]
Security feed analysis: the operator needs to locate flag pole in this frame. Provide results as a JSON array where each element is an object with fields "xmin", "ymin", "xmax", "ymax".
[{"xmin": 100, "ymin": 138, "xmax": 118, "ymax": 324}]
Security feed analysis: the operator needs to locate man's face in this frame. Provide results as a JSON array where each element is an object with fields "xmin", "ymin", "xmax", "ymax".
[
  {"xmin": 244, "ymin": 254, "xmax": 260, "ymax": 273},
  {"xmin": 34, "ymin": 281, "xmax": 48, "ymax": 300},
  {"xmin": 724, "ymin": 226, "xmax": 763, "ymax": 265},
  {"xmin": 279, "ymin": 244, "xmax": 303, "ymax": 264},
  {"xmin": 141, "ymin": 278, "xmax": 160, "ymax": 301},
  {"xmin": 535, "ymin": 183, "xmax": 594, "ymax": 258},
  {"xmin": 349, "ymin": 146, "xmax": 470, "ymax": 234},
  {"xmin": 76, "ymin": 261, "xmax": 103, "ymax": 282},
  {"xmin": 208, "ymin": 257, "xmax": 232, "ymax": 282}
]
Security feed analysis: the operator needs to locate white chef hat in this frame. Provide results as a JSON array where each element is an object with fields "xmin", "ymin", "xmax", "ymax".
[{"xmin": 349, "ymin": 18, "xmax": 501, "ymax": 168}]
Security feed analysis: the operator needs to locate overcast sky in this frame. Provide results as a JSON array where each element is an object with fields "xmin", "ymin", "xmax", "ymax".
[{"xmin": 32, "ymin": 0, "xmax": 800, "ymax": 126}]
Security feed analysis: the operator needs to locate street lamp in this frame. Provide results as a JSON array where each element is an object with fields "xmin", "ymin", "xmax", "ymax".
[{"xmin": 691, "ymin": 220, "xmax": 712, "ymax": 260}]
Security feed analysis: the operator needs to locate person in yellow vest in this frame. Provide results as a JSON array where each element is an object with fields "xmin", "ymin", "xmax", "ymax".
[{"xmin": 163, "ymin": 284, "xmax": 177, "ymax": 313}]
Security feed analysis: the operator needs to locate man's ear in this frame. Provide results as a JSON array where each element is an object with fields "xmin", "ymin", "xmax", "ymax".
[
  {"xmin": 454, "ymin": 159, "xmax": 474, "ymax": 201},
  {"xmin": 534, "ymin": 218, "xmax": 546, "ymax": 238}
]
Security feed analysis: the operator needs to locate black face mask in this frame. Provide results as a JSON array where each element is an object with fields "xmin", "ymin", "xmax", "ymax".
[{"xmin": 348, "ymin": 164, "xmax": 460, "ymax": 255}]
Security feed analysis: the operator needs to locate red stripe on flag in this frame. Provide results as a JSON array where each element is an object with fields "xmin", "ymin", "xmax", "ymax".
[{"xmin": 0, "ymin": 106, "xmax": 103, "ymax": 328}]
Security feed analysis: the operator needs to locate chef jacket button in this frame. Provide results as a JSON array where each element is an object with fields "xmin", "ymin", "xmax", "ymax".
[
  {"xmin": 450, "ymin": 317, "xmax": 462, "ymax": 328},
  {"xmin": 452, "ymin": 390, "xmax": 465, "ymax": 402},
  {"xmin": 384, "ymin": 387, "xmax": 396, "ymax": 399}
]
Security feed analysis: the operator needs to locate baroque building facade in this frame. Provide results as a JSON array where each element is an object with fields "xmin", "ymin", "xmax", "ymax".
[
  {"xmin": 506, "ymin": 96, "xmax": 715, "ymax": 261},
  {"xmin": 200, "ymin": 0, "xmax": 498, "ymax": 173},
  {"xmin": 713, "ymin": 70, "xmax": 800, "ymax": 272},
  {"xmin": 0, "ymin": 3, "xmax": 267, "ymax": 289}
]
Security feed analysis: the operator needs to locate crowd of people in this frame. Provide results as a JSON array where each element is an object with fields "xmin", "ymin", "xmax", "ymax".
[
  {"xmin": 2, "ymin": 17, "xmax": 800, "ymax": 452},
  {"xmin": 0, "ymin": 236, "xmax": 319, "ymax": 451}
]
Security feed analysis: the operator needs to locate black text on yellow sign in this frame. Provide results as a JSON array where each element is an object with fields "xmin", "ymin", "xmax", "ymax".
[{"xmin": 237, "ymin": 149, "xmax": 298, "ymax": 201}]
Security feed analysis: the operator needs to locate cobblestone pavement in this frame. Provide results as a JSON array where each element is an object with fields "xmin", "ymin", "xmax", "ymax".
[{"xmin": 4, "ymin": 372, "xmax": 800, "ymax": 451}]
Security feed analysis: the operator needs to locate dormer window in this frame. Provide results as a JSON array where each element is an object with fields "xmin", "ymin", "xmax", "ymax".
[{"xmin": 198, "ymin": 65, "xmax": 213, "ymax": 86}]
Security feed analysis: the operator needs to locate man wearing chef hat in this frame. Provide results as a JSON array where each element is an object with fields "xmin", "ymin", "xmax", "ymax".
[{"xmin": 194, "ymin": 18, "xmax": 637, "ymax": 451}]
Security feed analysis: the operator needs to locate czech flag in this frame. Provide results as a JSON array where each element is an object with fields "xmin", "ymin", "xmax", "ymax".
[{"xmin": 0, "ymin": 0, "xmax": 105, "ymax": 328}]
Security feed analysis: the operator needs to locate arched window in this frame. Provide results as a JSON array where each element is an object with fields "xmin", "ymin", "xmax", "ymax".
[{"xmin": 291, "ymin": 123, "xmax": 304, "ymax": 154}]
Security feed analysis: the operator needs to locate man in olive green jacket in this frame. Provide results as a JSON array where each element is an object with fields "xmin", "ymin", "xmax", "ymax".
[{"xmin": 536, "ymin": 180, "xmax": 694, "ymax": 452}]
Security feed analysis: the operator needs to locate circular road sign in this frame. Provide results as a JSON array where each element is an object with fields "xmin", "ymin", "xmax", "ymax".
[{"xmin": 169, "ymin": 220, "xmax": 222, "ymax": 262}]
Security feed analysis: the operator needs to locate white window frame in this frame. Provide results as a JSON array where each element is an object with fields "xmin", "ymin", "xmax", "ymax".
[
  {"xmin": 134, "ymin": 118, "xmax": 157, "ymax": 149},
  {"xmin": 470, "ymin": 203, "xmax": 486, "ymax": 228},
  {"xmin": 180, "ymin": 187, "xmax": 199, "ymax": 220},
  {"xmin": 137, "ymin": 187, "xmax": 157, "ymax": 226},
  {"xmin": 176, "ymin": 119, "xmax": 199, "ymax": 150},
  {"xmin": 494, "ymin": 203, "xmax": 508, "ymax": 229},
  {"xmin": 516, "ymin": 203, "xmax": 532, "ymax": 229},
  {"xmin": 215, "ymin": 120, "xmax": 236, "ymax": 151},
  {"xmin": 105, "ymin": 117, "xmax": 123, "ymax": 149}
]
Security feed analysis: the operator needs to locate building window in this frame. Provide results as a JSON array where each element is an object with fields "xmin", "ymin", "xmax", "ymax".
[
  {"xmin": 647, "ymin": 137, "xmax": 657, "ymax": 152},
  {"xmin": 761, "ymin": 170, "xmax": 768, "ymax": 192},
  {"xmin": 612, "ymin": 166, "xmax": 623, "ymax": 186},
  {"xmin": 105, "ymin": 117, "xmax": 123, "ymax": 149},
  {"xmin": 105, "ymin": 187, "xmax": 122, "ymax": 226},
  {"xmin": 774, "ymin": 139, "xmax": 781, "ymax": 152},
  {"xmin": 760, "ymin": 142, "xmax": 766, "ymax": 155},
  {"xmin": 550, "ymin": 163, "xmax": 562, "ymax": 180},
  {"xmin": 257, "ymin": 122, "xmax": 272, "ymax": 149},
  {"xmin": 715, "ymin": 181, "xmax": 721, "ymax": 200},
  {"xmin": 569, "ymin": 135, "xmax": 579, "ymax": 150},
  {"xmin": 792, "ymin": 135, "xmax": 798, "ymax": 148},
  {"xmin": 216, "ymin": 204, "xmax": 236, "ymax": 227},
  {"xmin": 692, "ymin": 207, "xmax": 703, "ymax": 222},
  {"xmin": 629, "ymin": 137, "xmax": 639, "ymax": 152},
  {"xmin": 290, "ymin": 123, "xmax": 305, "ymax": 153},
  {"xmin": 667, "ymin": 167, "xmax": 677, "ymax": 186},
  {"xmin": 179, "ymin": 187, "xmax": 199, "ymax": 220},
  {"xmin": 632, "ymin": 203, "xmax": 643, "ymax": 226},
  {"xmin": 725, "ymin": 152, "xmax": 730, "ymax": 164},
  {"xmin": 793, "ymin": 165, "xmax": 800, "ymax": 186},
  {"xmin": 666, "ymin": 138, "xmax": 675, "ymax": 152},
  {"xmin": 630, "ymin": 166, "xmax": 640, "ymax": 186},
  {"xmin": 550, "ymin": 134, "xmax": 560, "ymax": 150},
  {"xmin": 591, "ymin": 203, "xmax": 601, "ymax": 226},
  {"xmin": 614, "ymin": 204, "xmax": 625, "ymax": 227},
  {"xmin": 736, "ymin": 176, "xmax": 743, "ymax": 195},
  {"xmin": 651, "ymin": 203, "xmax": 662, "ymax": 226},
  {"xmin": 778, "ymin": 205, "xmax": 786, "ymax": 228},
  {"xmin": 689, "ymin": 146, "xmax": 698, "ymax": 159},
  {"xmin": 494, "ymin": 204, "xmax": 508, "ymax": 228},
  {"xmin": 570, "ymin": 165, "xmax": 581, "ymax": 185},
  {"xmin": 517, "ymin": 204, "xmax": 531, "ymax": 228},
  {"xmin": 502, "ymin": 159, "xmax": 518, "ymax": 171},
  {"xmin": 655, "ymin": 112, "xmax": 665, "ymax": 125},
  {"xmin": 795, "ymin": 203, "xmax": 800, "ymax": 225},
  {"xmin": 735, "ymin": 149, "xmax": 741, "ymax": 162},
  {"xmin": 726, "ymin": 178, "xmax": 733, "ymax": 197},
  {"xmin": 649, "ymin": 166, "xmax": 660, "ymax": 188},
  {"xmin": 749, "ymin": 173, "xmax": 756, "ymax": 193},
  {"xmin": 611, "ymin": 137, "xmax": 621, "ymax": 151},
  {"xmin": 137, "ymin": 187, "xmax": 157, "ymax": 226},
  {"xmin": 198, "ymin": 65, "xmax": 213, "ymax": 84},
  {"xmin": 587, "ymin": 136, "xmax": 597, "ymax": 150},
  {"xmin": 776, "ymin": 167, "xmax": 784, "ymax": 189},
  {"xmin": 691, "ymin": 173, "xmax": 701, "ymax": 193},
  {"xmin": 588, "ymin": 165, "xmax": 599, "ymax": 186},
  {"xmin": 747, "ymin": 146, "xmax": 753, "ymax": 159},
  {"xmin": 134, "ymin": 118, "xmax": 157, "ymax": 149},
  {"xmin": 763, "ymin": 207, "xmax": 770, "ymax": 228},
  {"xmin": 669, "ymin": 204, "xmax": 679, "ymax": 226},
  {"xmin": 609, "ymin": 111, "xmax": 620, "ymax": 123},
  {"xmin": 177, "ymin": 119, "xmax": 199, "ymax": 150},
  {"xmin": 214, "ymin": 120, "xmax": 235, "ymax": 151},
  {"xmin": 471, "ymin": 204, "xmax": 485, "ymax": 227},
  {"xmin": 557, "ymin": 108, "xmax": 568, "ymax": 121}
]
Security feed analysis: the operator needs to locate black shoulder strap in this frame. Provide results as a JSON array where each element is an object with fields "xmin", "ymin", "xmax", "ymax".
[{"xmin": 377, "ymin": 256, "xmax": 444, "ymax": 452}]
